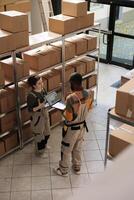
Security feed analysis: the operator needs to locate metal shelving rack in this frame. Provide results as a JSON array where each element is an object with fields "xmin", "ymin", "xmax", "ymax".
[
  {"xmin": 104, "ymin": 107, "xmax": 134, "ymax": 166},
  {"xmin": 0, "ymin": 23, "xmax": 101, "ymax": 159},
  {"xmin": 61, "ymin": 22, "xmax": 101, "ymax": 102}
]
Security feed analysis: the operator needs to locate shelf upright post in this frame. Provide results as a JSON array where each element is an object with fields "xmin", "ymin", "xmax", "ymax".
[
  {"xmin": 104, "ymin": 108, "xmax": 111, "ymax": 167},
  {"xmin": 12, "ymin": 51, "xmax": 23, "ymax": 149},
  {"xmin": 95, "ymin": 23, "xmax": 101, "ymax": 105},
  {"xmin": 61, "ymin": 36, "xmax": 66, "ymax": 100}
]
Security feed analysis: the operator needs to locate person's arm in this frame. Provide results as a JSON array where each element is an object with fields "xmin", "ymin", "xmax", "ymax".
[
  {"xmin": 32, "ymin": 100, "xmax": 44, "ymax": 112},
  {"xmin": 27, "ymin": 93, "xmax": 44, "ymax": 112}
]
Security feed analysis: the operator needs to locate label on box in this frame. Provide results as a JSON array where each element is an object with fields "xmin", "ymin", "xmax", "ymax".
[{"xmin": 126, "ymin": 109, "xmax": 132, "ymax": 118}]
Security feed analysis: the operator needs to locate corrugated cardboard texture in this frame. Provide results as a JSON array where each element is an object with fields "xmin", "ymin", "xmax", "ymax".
[
  {"xmin": 109, "ymin": 124, "xmax": 134, "ymax": 157},
  {"xmin": 49, "ymin": 14, "xmax": 77, "ymax": 35},
  {"xmin": 23, "ymin": 45, "xmax": 61, "ymax": 70},
  {"xmin": 51, "ymin": 41, "xmax": 75, "ymax": 61},
  {"xmin": 0, "ymin": 10, "xmax": 28, "ymax": 32},
  {"xmin": 62, "ymin": 1, "xmax": 87, "ymax": 17},
  {"xmin": 115, "ymin": 78, "xmax": 134, "ymax": 120},
  {"xmin": 0, "ymin": 57, "xmax": 29, "ymax": 82},
  {"xmin": 6, "ymin": 0, "xmax": 32, "ymax": 13}
]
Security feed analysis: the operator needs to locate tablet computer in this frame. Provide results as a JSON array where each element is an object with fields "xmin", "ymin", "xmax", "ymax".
[{"xmin": 45, "ymin": 91, "xmax": 66, "ymax": 110}]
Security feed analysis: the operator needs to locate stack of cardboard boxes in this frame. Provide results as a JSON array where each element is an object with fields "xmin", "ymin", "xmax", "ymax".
[
  {"xmin": 0, "ymin": 10, "xmax": 31, "ymax": 154},
  {"xmin": 0, "ymin": 10, "xmax": 29, "ymax": 54},
  {"xmin": 49, "ymin": 0, "xmax": 94, "ymax": 35},
  {"xmin": 22, "ymin": 1, "xmax": 97, "ymax": 126},
  {"xmin": 109, "ymin": 78, "xmax": 134, "ymax": 157}
]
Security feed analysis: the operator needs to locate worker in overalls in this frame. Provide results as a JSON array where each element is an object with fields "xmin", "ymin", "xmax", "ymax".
[
  {"xmin": 54, "ymin": 72, "xmax": 93, "ymax": 176},
  {"xmin": 27, "ymin": 75, "xmax": 51, "ymax": 155}
]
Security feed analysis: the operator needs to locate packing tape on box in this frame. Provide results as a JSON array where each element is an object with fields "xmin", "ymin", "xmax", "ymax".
[
  {"xmin": 126, "ymin": 109, "xmax": 132, "ymax": 118},
  {"xmin": 119, "ymin": 127, "xmax": 134, "ymax": 135},
  {"xmin": 129, "ymin": 89, "xmax": 134, "ymax": 94}
]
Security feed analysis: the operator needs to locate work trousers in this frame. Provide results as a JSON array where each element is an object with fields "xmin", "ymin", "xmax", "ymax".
[
  {"xmin": 59, "ymin": 125, "xmax": 85, "ymax": 174},
  {"xmin": 31, "ymin": 108, "xmax": 50, "ymax": 153}
]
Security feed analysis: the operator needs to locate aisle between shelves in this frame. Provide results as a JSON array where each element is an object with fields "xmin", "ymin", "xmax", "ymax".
[{"xmin": 0, "ymin": 8, "xmax": 100, "ymax": 158}]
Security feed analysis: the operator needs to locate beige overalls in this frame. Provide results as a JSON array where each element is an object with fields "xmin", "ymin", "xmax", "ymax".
[
  {"xmin": 59, "ymin": 91, "xmax": 91, "ymax": 174},
  {"xmin": 29, "ymin": 92, "xmax": 50, "ymax": 153}
]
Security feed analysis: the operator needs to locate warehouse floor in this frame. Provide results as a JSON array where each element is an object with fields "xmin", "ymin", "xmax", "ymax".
[{"xmin": 0, "ymin": 63, "xmax": 128, "ymax": 200}]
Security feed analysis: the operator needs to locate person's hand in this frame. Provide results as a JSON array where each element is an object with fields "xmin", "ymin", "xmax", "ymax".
[
  {"xmin": 33, "ymin": 100, "xmax": 44, "ymax": 112},
  {"xmin": 38, "ymin": 100, "xmax": 44, "ymax": 109}
]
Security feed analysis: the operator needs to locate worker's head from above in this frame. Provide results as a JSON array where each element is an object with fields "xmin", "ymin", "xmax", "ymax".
[
  {"xmin": 69, "ymin": 72, "xmax": 83, "ymax": 92},
  {"xmin": 27, "ymin": 75, "xmax": 43, "ymax": 91}
]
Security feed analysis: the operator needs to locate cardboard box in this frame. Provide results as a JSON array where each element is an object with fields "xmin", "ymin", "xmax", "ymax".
[
  {"xmin": 51, "ymin": 41, "xmax": 75, "ymax": 61},
  {"xmin": 77, "ymin": 11, "xmax": 94, "ymax": 29},
  {"xmin": 121, "ymin": 69, "xmax": 134, "ymax": 85},
  {"xmin": 0, "ymin": 10, "xmax": 28, "ymax": 33},
  {"xmin": 49, "ymin": 109, "xmax": 62, "ymax": 126},
  {"xmin": 53, "ymin": 64, "xmax": 75, "ymax": 83},
  {"xmin": 109, "ymin": 124, "xmax": 134, "ymax": 157},
  {"xmin": 82, "ymin": 79, "xmax": 87, "ymax": 88},
  {"xmin": 0, "ymin": 29, "xmax": 15, "ymax": 54},
  {"xmin": 115, "ymin": 78, "xmax": 134, "ymax": 120},
  {"xmin": 121, "ymin": 76, "xmax": 129, "ymax": 85},
  {"xmin": 62, "ymin": 0, "xmax": 87, "ymax": 17},
  {"xmin": 90, "ymin": 90, "xmax": 94, "ymax": 101},
  {"xmin": 81, "ymin": 33, "xmax": 97, "ymax": 51},
  {"xmin": 0, "ymin": 111, "xmax": 16, "ymax": 133},
  {"xmin": 22, "ymin": 123, "xmax": 33, "ymax": 142},
  {"xmin": 79, "ymin": 57, "xmax": 95, "ymax": 73},
  {"xmin": 0, "ymin": 0, "xmax": 16, "ymax": 6},
  {"xmin": 49, "ymin": 14, "xmax": 77, "ymax": 35},
  {"xmin": 64, "ymin": 82, "xmax": 71, "ymax": 98},
  {"xmin": 4, "ymin": 131, "xmax": 18, "ymax": 152},
  {"xmin": 39, "ymin": 71, "xmax": 48, "ymax": 92},
  {"xmin": 6, "ymin": 0, "xmax": 32, "ymax": 13},
  {"xmin": 41, "ymin": 70, "xmax": 61, "ymax": 91},
  {"xmin": 0, "ymin": 57, "xmax": 29, "ymax": 82},
  {"xmin": 18, "ymin": 81, "xmax": 29, "ymax": 104},
  {"xmin": 21, "ymin": 107, "xmax": 30, "ymax": 122},
  {"xmin": 0, "ymin": 63, "xmax": 5, "ymax": 86},
  {"xmin": 0, "ymin": 6, "xmax": 4, "ymax": 11},
  {"xmin": 87, "ymin": 74, "xmax": 97, "ymax": 89},
  {"xmin": 66, "ymin": 35, "xmax": 87, "ymax": 55},
  {"xmin": 69, "ymin": 60, "xmax": 86, "ymax": 76},
  {"xmin": 0, "ymin": 88, "xmax": 16, "ymax": 113},
  {"xmin": 13, "ymin": 31, "xmax": 29, "ymax": 49},
  {"xmin": 0, "ymin": 141, "xmax": 5, "ymax": 156},
  {"xmin": 23, "ymin": 45, "xmax": 61, "ymax": 71}
]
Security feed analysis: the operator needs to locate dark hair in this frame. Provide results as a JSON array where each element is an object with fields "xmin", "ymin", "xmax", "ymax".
[
  {"xmin": 69, "ymin": 72, "xmax": 82, "ymax": 91},
  {"xmin": 27, "ymin": 75, "xmax": 40, "ymax": 88}
]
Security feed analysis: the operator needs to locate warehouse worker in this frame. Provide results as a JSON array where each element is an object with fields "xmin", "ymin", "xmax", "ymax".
[
  {"xmin": 27, "ymin": 75, "xmax": 51, "ymax": 155},
  {"xmin": 54, "ymin": 72, "xmax": 93, "ymax": 176}
]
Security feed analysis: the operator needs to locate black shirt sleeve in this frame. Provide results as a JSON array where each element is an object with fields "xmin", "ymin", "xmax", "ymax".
[{"xmin": 27, "ymin": 93, "xmax": 38, "ymax": 112}]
